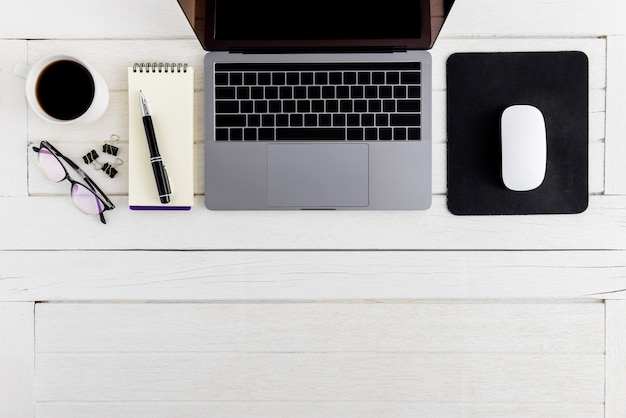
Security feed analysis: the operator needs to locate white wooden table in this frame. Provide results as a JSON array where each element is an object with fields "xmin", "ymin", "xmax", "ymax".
[{"xmin": 1, "ymin": 1, "xmax": 626, "ymax": 417}]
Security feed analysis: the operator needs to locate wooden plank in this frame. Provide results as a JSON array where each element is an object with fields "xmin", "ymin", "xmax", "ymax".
[
  {"xmin": 0, "ymin": 303, "xmax": 34, "ymax": 418},
  {"xmin": 35, "ymin": 352, "xmax": 604, "ymax": 402},
  {"xmin": 0, "ymin": 196, "xmax": 625, "ymax": 251},
  {"xmin": 0, "ymin": 40, "xmax": 28, "ymax": 197},
  {"xmin": 605, "ymin": 36, "xmax": 626, "ymax": 194},
  {"xmin": 35, "ymin": 302, "xmax": 605, "ymax": 353},
  {"xmin": 35, "ymin": 401, "xmax": 604, "ymax": 418},
  {"xmin": 606, "ymin": 300, "xmax": 626, "ymax": 418},
  {"xmin": 2, "ymin": 251, "xmax": 626, "ymax": 301}
]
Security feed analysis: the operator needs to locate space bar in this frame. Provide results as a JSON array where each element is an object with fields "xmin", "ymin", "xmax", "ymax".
[{"xmin": 276, "ymin": 128, "xmax": 345, "ymax": 141}]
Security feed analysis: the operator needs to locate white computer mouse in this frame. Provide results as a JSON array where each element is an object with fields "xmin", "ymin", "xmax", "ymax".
[{"xmin": 500, "ymin": 104, "xmax": 547, "ymax": 191}]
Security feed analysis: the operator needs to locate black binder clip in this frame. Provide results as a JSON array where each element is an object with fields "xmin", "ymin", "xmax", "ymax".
[
  {"xmin": 102, "ymin": 134, "xmax": 120, "ymax": 156},
  {"xmin": 82, "ymin": 149, "xmax": 101, "ymax": 165},
  {"xmin": 101, "ymin": 158, "xmax": 123, "ymax": 179}
]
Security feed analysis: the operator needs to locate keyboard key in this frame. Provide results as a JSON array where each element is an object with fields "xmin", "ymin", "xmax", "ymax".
[
  {"xmin": 340, "ymin": 100, "xmax": 353, "ymax": 113},
  {"xmin": 265, "ymin": 87, "xmax": 279, "ymax": 99},
  {"xmin": 351, "ymin": 85, "xmax": 364, "ymax": 98},
  {"xmin": 294, "ymin": 87, "xmax": 307, "ymax": 99},
  {"xmin": 337, "ymin": 86, "xmax": 350, "ymax": 99},
  {"xmin": 326, "ymin": 100, "xmax": 339, "ymax": 113},
  {"xmin": 379, "ymin": 128, "xmax": 393, "ymax": 140},
  {"xmin": 272, "ymin": 72, "xmax": 286, "ymax": 85},
  {"xmin": 354, "ymin": 100, "xmax": 367, "ymax": 112},
  {"xmin": 216, "ymin": 101, "xmax": 239, "ymax": 114},
  {"xmin": 258, "ymin": 73, "xmax": 271, "ymax": 85},
  {"xmin": 347, "ymin": 114, "xmax": 360, "ymax": 126},
  {"xmin": 237, "ymin": 87, "xmax": 250, "ymax": 100},
  {"xmin": 393, "ymin": 85, "xmax": 407, "ymax": 98},
  {"xmin": 365, "ymin": 86, "xmax": 378, "ymax": 98},
  {"xmin": 216, "ymin": 128, "xmax": 229, "ymax": 141},
  {"xmin": 241, "ymin": 101, "xmax": 254, "ymax": 113},
  {"xmin": 286, "ymin": 72, "xmax": 299, "ymax": 85},
  {"xmin": 368, "ymin": 100, "xmax": 382, "ymax": 112},
  {"xmin": 347, "ymin": 128, "xmax": 363, "ymax": 140},
  {"xmin": 322, "ymin": 86, "xmax": 335, "ymax": 99},
  {"xmin": 408, "ymin": 128, "xmax": 421, "ymax": 140},
  {"xmin": 312, "ymin": 100, "xmax": 325, "ymax": 113},
  {"xmin": 290, "ymin": 114, "xmax": 303, "ymax": 127},
  {"xmin": 383, "ymin": 100, "xmax": 395, "ymax": 113},
  {"xmin": 276, "ymin": 128, "xmax": 345, "ymax": 141},
  {"xmin": 344, "ymin": 72, "xmax": 357, "ymax": 85},
  {"xmin": 365, "ymin": 128, "xmax": 377, "ymax": 140},
  {"xmin": 308, "ymin": 86, "xmax": 321, "ymax": 99},
  {"xmin": 276, "ymin": 114, "xmax": 289, "ymax": 127},
  {"xmin": 301, "ymin": 72, "xmax": 314, "ymax": 85},
  {"xmin": 255, "ymin": 101, "xmax": 268, "ymax": 113},
  {"xmin": 269, "ymin": 100, "xmax": 282, "ymax": 113},
  {"xmin": 304, "ymin": 114, "xmax": 317, "ymax": 126},
  {"xmin": 315, "ymin": 72, "xmax": 328, "ymax": 85},
  {"xmin": 401, "ymin": 71, "xmax": 421, "ymax": 84},
  {"xmin": 216, "ymin": 87, "xmax": 236, "ymax": 99},
  {"xmin": 358, "ymin": 72, "xmax": 371, "ymax": 84},
  {"xmin": 244, "ymin": 73, "xmax": 256, "ymax": 85},
  {"xmin": 408, "ymin": 86, "xmax": 421, "ymax": 98},
  {"xmin": 215, "ymin": 73, "xmax": 229, "ymax": 85},
  {"xmin": 387, "ymin": 72, "xmax": 400, "ymax": 84},
  {"xmin": 390, "ymin": 114, "xmax": 420, "ymax": 126},
  {"xmin": 248, "ymin": 114, "xmax": 261, "ymax": 127},
  {"xmin": 333, "ymin": 114, "xmax": 346, "ymax": 126},
  {"xmin": 251, "ymin": 87, "xmax": 264, "ymax": 99},
  {"xmin": 362, "ymin": 114, "xmax": 375, "ymax": 126},
  {"xmin": 372, "ymin": 72, "xmax": 385, "ymax": 84},
  {"xmin": 259, "ymin": 128, "xmax": 274, "ymax": 140},
  {"xmin": 279, "ymin": 86, "xmax": 293, "ymax": 99},
  {"xmin": 216, "ymin": 115, "xmax": 246, "ymax": 127},
  {"xmin": 319, "ymin": 114, "xmax": 332, "ymax": 126},
  {"xmin": 379, "ymin": 86, "xmax": 393, "ymax": 98},
  {"xmin": 262, "ymin": 114, "xmax": 275, "ymax": 127},
  {"xmin": 230, "ymin": 128, "xmax": 243, "ymax": 140},
  {"xmin": 230, "ymin": 73, "xmax": 243, "ymax": 85},
  {"xmin": 394, "ymin": 128, "xmax": 407, "ymax": 140},
  {"xmin": 297, "ymin": 100, "xmax": 311, "ymax": 113},
  {"xmin": 329, "ymin": 72, "xmax": 342, "ymax": 84},
  {"xmin": 397, "ymin": 100, "xmax": 421, "ymax": 112},
  {"xmin": 244, "ymin": 128, "xmax": 257, "ymax": 140},
  {"xmin": 283, "ymin": 100, "xmax": 296, "ymax": 113},
  {"xmin": 376, "ymin": 114, "xmax": 389, "ymax": 126}
]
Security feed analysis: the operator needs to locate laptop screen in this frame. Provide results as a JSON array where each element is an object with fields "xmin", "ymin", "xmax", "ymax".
[{"xmin": 178, "ymin": 0, "xmax": 434, "ymax": 51}]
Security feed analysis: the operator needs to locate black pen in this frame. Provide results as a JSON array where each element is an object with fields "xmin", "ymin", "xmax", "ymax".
[{"xmin": 139, "ymin": 90, "xmax": 171, "ymax": 204}]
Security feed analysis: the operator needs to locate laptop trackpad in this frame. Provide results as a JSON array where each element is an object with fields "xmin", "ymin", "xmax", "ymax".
[{"xmin": 267, "ymin": 143, "xmax": 369, "ymax": 208}]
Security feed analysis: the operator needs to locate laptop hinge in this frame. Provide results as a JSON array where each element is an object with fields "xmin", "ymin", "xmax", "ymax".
[{"xmin": 230, "ymin": 46, "xmax": 407, "ymax": 54}]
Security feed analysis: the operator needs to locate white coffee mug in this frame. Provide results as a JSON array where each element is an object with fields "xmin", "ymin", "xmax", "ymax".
[{"xmin": 14, "ymin": 54, "xmax": 109, "ymax": 124}]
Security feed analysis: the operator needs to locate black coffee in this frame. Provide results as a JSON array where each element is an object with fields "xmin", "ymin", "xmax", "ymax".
[{"xmin": 35, "ymin": 60, "xmax": 95, "ymax": 121}]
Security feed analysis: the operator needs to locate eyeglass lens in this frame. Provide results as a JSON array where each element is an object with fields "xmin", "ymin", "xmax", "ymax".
[
  {"xmin": 37, "ymin": 147, "xmax": 67, "ymax": 182},
  {"xmin": 37, "ymin": 146, "xmax": 106, "ymax": 215},
  {"xmin": 71, "ymin": 183, "xmax": 105, "ymax": 215}
]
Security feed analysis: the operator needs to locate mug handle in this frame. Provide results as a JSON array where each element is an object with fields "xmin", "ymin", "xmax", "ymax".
[{"xmin": 14, "ymin": 63, "xmax": 29, "ymax": 79}]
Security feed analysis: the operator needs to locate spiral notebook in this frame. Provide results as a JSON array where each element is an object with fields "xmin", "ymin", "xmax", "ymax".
[{"xmin": 128, "ymin": 62, "xmax": 194, "ymax": 210}]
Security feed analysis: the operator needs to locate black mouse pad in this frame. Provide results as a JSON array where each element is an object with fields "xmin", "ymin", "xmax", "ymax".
[{"xmin": 446, "ymin": 52, "xmax": 588, "ymax": 215}]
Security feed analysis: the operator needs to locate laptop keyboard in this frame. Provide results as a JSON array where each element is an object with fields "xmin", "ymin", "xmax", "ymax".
[{"xmin": 213, "ymin": 62, "xmax": 422, "ymax": 142}]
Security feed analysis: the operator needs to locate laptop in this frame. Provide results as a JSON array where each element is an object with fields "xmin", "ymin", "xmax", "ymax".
[{"xmin": 177, "ymin": 0, "xmax": 454, "ymax": 210}]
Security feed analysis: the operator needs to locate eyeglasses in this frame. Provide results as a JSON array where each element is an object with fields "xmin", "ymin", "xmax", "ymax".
[{"xmin": 32, "ymin": 140, "xmax": 115, "ymax": 224}]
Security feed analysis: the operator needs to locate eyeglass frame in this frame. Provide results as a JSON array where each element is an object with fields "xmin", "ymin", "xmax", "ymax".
[{"xmin": 32, "ymin": 140, "xmax": 116, "ymax": 224}]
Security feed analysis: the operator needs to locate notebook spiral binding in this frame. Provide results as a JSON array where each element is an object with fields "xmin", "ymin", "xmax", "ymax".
[{"xmin": 132, "ymin": 62, "xmax": 189, "ymax": 73}]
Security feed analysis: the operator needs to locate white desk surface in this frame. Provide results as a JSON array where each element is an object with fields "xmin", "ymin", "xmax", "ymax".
[{"xmin": 1, "ymin": 1, "xmax": 626, "ymax": 417}]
